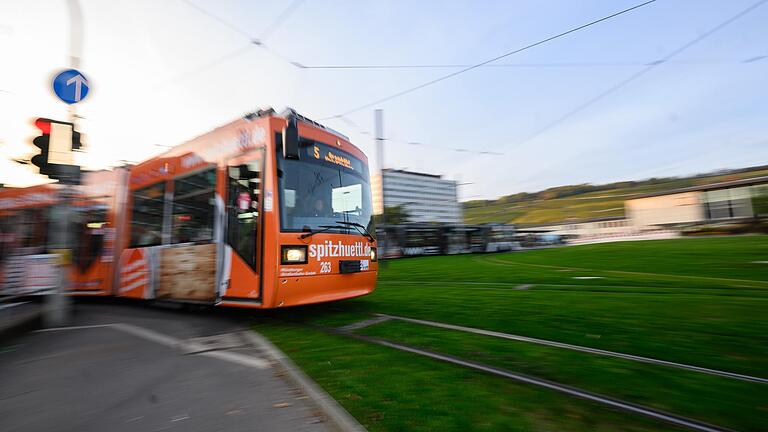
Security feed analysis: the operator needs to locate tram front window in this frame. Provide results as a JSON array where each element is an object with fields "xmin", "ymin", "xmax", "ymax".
[{"xmin": 278, "ymin": 142, "xmax": 373, "ymax": 235}]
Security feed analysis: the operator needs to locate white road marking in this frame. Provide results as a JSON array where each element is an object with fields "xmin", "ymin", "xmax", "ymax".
[
  {"xmin": 36, "ymin": 324, "xmax": 115, "ymax": 332},
  {"xmin": 0, "ymin": 301, "xmax": 30, "ymax": 310},
  {"xmin": 200, "ymin": 350, "xmax": 270, "ymax": 370},
  {"xmin": 572, "ymin": 276, "xmax": 604, "ymax": 280},
  {"xmin": 111, "ymin": 323, "xmax": 181, "ymax": 348},
  {"xmin": 35, "ymin": 323, "xmax": 269, "ymax": 370}
]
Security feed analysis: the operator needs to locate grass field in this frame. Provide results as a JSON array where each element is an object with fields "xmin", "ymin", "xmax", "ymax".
[{"xmin": 254, "ymin": 236, "xmax": 768, "ymax": 431}]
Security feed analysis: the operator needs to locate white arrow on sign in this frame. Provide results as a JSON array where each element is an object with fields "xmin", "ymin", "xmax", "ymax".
[{"xmin": 65, "ymin": 74, "xmax": 88, "ymax": 102}]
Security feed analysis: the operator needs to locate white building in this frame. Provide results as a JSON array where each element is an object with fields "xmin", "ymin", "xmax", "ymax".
[
  {"xmin": 516, "ymin": 176, "xmax": 768, "ymax": 245},
  {"xmin": 372, "ymin": 169, "xmax": 462, "ymax": 224},
  {"xmin": 517, "ymin": 217, "xmax": 679, "ymax": 245},
  {"xmin": 625, "ymin": 176, "xmax": 768, "ymax": 226}
]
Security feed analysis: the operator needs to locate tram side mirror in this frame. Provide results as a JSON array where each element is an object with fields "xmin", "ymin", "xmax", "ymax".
[{"xmin": 283, "ymin": 117, "xmax": 300, "ymax": 160}]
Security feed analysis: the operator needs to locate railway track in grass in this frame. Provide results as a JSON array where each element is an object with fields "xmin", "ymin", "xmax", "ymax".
[{"xmin": 263, "ymin": 312, "xmax": 765, "ymax": 432}]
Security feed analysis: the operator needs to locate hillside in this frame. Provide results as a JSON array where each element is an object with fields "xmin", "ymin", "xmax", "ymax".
[{"xmin": 463, "ymin": 165, "xmax": 768, "ymax": 226}]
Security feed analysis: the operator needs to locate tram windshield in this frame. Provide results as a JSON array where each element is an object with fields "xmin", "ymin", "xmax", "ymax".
[{"xmin": 278, "ymin": 141, "xmax": 374, "ymax": 235}]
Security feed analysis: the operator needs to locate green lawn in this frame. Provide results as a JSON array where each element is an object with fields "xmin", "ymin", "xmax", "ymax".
[
  {"xmin": 255, "ymin": 236, "xmax": 768, "ymax": 431},
  {"xmin": 490, "ymin": 236, "xmax": 768, "ymax": 282},
  {"xmin": 257, "ymin": 323, "xmax": 677, "ymax": 432},
  {"xmin": 358, "ymin": 320, "xmax": 767, "ymax": 432}
]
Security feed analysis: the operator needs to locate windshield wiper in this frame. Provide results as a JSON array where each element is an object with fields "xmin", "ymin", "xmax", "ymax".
[
  {"xmin": 335, "ymin": 221, "xmax": 375, "ymax": 242},
  {"xmin": 299, "ymin": 224, "xmax": 351, "ymax": 239}
]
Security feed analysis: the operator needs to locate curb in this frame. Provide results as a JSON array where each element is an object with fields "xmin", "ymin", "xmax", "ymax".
[{"xmin": 242, "ymin": 330, "xmax": 367, "ymax": 432}]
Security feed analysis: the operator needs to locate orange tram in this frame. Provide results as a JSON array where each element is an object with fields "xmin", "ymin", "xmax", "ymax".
[{"xmin": 0, "ymin": 109, "xmax": 378, "ymax": 308}]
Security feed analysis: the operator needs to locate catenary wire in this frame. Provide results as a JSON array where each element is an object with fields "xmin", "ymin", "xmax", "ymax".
[
  {"xmin": 167, "ymin": 0, "xmax": 305, "ymax": 85},
  {"xmin": 317, "ymin": 0, "xmax": 657, "ymax": 120},
  {"xmin": 501, "ymin": 0, "xmax": 768, "ymax": 153},
  {"xmin": 293, "ymin": 57, "xmax": 767, "ymax": 70}
]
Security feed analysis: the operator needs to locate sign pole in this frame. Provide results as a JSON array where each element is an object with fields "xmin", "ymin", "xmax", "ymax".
[
  {"xmin": 44, "ymin": 0, "xmax": 83, "ymax": 327},
  {"xmin": 44, "ymin": 186, "xmax": 74, "ymax": 327}
]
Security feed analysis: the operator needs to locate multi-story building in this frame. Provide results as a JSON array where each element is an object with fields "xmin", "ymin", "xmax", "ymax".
[
  {"xmin": 371, "ymin": 169, "xmax": 462, "ymax": 224},
  {"xmin": 625, "ymin": 176, "xmax": 768, "ymax": 226},
  {"xmin": 516, "ymin": 175, "xmax": 768, "ymax": 245}
]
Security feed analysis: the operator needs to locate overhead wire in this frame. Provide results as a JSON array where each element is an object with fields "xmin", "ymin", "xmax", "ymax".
[
  {"xmin": 335, "ymin": 114, "xmax": 503, "ymax": 156},
  {"xmin": 387, "ymin": 137, "xmax": 504, "ymax": 156},
  {"xmin": 255, "ymin": 0, "xmax": 306, "ymax": 43},
  {"xmin": 450, "ymin": 0, "xmax": 768, "ymax": 196},
  {"xmin": 170, "ymin": 0, "xmax": 652, "ymax": 156},
  {"xmin": 169, "ymin": 1, "xmax": 762, "ymax": 168},
  {"xmin": 317, "ymin": 0, "xmax": 657, "ymax": 120},
  {"xmin": 484, "ymin": 0, "xmax": 768, "ymax": 197},
  {"xmin": 501, "ymin": 0, "xmax": 768, "ymax": 153},
  {"xmin": 165, "ymin": 0, "xmax": 305, "ymax": 86},
  {"xmin": 179, "ymin": 0, "xmax": 252, "ymax": 39},
  {"xmin": 155, "ymin": 43, "xmax": 253, "ymax": 88},
  {"xmin": 162, "ymin": 0, "xmax": 507, "ymax": 158},
  {"xmin": 293, "ymin": 57, "xmax": 767, "ymax": 70}
]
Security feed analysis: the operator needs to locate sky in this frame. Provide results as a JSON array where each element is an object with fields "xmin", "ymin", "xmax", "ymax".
[{"xmin": 1, "ymin": 0, "xmax": 766, "ymax": 200}]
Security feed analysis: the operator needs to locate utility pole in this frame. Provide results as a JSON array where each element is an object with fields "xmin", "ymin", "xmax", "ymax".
[
  {"xmin": 374, "ymin": 109, "xmax": 387, "ymax": 268},
  {"xmin": 44, "ymin": 0, "xmax": 83, "ymax": 327}
]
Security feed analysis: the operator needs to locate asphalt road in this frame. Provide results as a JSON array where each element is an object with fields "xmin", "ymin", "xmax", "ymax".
[{"xmin": 0, "ymin": 300, "xmax": 331, "ymax": 432}]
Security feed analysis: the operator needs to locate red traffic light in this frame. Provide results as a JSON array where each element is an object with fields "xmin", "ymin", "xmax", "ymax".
[{"xmin": 34, "ymin": 118, "xmax": 52, "ymax": 134}]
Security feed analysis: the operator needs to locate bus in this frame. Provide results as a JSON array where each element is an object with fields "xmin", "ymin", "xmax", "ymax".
[
  {"xmin": 0, "ymin": 108, "xmax": 378, "ymax": 308},
  {"xmin": 374, "ymin": 223, "xmax": 518, "ymax": 257},
  {"xmin": 468, "ymin": 223, "xmax": 519, "ymax": 253}
]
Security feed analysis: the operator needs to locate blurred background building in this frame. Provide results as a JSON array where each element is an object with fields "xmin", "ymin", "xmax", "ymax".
[
  {"xmin": 516, "ymin": 176, "xmax": 768, "ymax": 246},
  {"xmin": 372, "ymin": 169, "xmax": 462, "ymax": 224},
  {"xmin": 625, "ymin": 176, "xmax": 768, "ymax": 226}
]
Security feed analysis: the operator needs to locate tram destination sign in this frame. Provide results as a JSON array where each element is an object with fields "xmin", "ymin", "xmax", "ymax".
[{"xmin": 305, "ymin": 143, "xmax": 363, "ymax": 172}]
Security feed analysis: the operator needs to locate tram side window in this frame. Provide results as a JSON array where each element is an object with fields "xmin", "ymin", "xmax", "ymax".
[
  {"xmin": 0, "ymin": 213, "xmax": 17, "ymax": 263},
  {"xmin": 172, "ymin": 169, "xmax": 216, "ymax": 244},
  {"xmin": 227, "ymin": 159, "xmax": 261, "ymax": 268},
  {"xmin": 16, "ymin": 208, "xmax": 49, "ymax": 252},
  {"xmin": 130, "ymin": 183, "xmax": 166, "ymax": 248}
]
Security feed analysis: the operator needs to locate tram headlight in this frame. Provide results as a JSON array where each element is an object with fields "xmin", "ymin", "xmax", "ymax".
[
  {"xmin": 370, "ymin": 247, "xmax": 377, "ymax": 262},
  {"xmin": 281, "ymin": 245, "xmax": 308, "ymax": 264}
]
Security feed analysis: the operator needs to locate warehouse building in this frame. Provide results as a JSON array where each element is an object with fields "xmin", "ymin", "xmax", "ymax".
[
  {"xmin": 371, "ymin": 169, "xmax": 462, "ymax": 224},
  {"xmin": 625, "ymin": 176, "xmax": 768, "ymax": 227}
]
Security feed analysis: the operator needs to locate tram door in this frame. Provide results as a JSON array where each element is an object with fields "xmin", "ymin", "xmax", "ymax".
[
  {"xmin": 70, "ymin": 206, "xmax": 112, "ymax": 294},
  {"xmin": 221, "ymin": 150, "xmax": 263, "ymax": 301}
]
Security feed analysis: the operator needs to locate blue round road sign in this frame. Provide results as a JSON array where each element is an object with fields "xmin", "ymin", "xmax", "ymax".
[{"xmin": 52, "ymin": 69, "xmax": 90, "ymax": 104}]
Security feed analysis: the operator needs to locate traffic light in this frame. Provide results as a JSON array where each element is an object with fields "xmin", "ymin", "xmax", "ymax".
[
  {"xmin": 29, "ymin": 118, "xmax": 82, "ymax": 184},
  {"xmin": 31, "ymin": 118, "xmax": 52, "ymax": 176}
]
